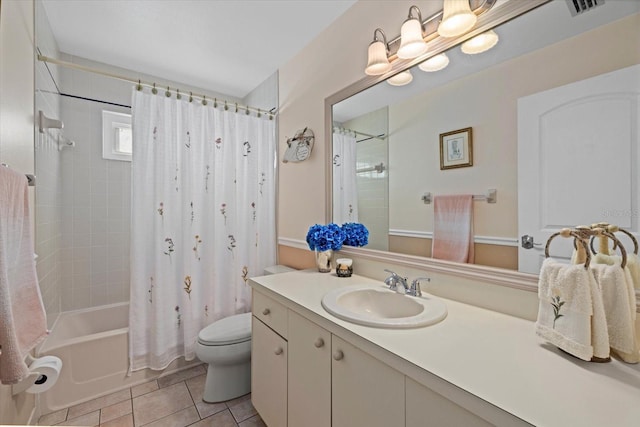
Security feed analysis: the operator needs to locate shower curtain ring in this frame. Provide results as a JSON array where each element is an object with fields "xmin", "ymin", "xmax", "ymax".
[
  {"xmin": 176, "ymin": 89, "xmax": 181, "ymax": 100},
  {"xmin": 189, "ymin": 92, "xmax": 193, "ymax": 102},
  {"xmin": 202, "ymin": 95, "xmax": 208, "ymax": 106},
  {"xmin": 224, "ymin": 101, "xmax": 228, "ymax": 111},
  {"xmin": 214, "ymin": 98, "xmax": 218, "ymax": 108},
  {"xmin": 152, "ymin": 83, "xmax": 157, "ymax": 94},
  {"xmin": 245, "ymin": 106, "xmax": 250, "ymax": 115},
  {"xmin": 165, "ymin": 86, "xmax": 171, "ymax": 97},
  {"xmin": 257, "ymin": 109, "xmax": 261, "ymax": 118},
  {"xmin": 136, "ymin": 80, "xmax": 142, "ymax": 91},
  {"xmin": 235, "ymin": 103, "xmax": 238, "ymax": 113}
]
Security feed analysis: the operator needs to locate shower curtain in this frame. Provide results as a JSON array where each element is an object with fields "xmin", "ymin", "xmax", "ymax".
[
  {"xmin": 129, "ymin": 88, "xmax": 276, "ymax": 372},
  {"xmin": 332, "ymin": 131, "xmax": 358, "ymax": 223}
]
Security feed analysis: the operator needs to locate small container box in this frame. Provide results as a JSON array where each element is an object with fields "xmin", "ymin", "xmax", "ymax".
[{"xmin": 336, "ymin": 258, "xmax": 353, "ymax": 277}]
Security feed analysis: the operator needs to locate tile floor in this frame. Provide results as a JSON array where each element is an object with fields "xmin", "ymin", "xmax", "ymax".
[{"xmin": 37, "ymin": 365, "xmax": 266, "ymax": 427}]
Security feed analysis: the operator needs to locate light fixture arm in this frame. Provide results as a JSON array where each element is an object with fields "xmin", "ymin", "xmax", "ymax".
[
  {"xmin": 407, "ymin": 5, "xmax": 424, "ymax": 33},
  {"xmin": 372, "ymin": 28, "xmax": 389, "ymax": 53}
]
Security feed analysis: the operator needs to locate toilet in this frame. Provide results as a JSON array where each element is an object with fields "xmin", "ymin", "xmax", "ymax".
[
  {"xmin": 195, "ymin": 265, "xmax": 295, "ymax": 403},
  {"xmin": 195, "ymin": 312, "xmax": 252, "ymax": 403}
]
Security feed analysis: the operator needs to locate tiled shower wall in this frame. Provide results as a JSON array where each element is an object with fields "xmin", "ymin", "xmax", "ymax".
[
  {"xmin": 35, "ymin": 1, "xmax": 62, "ymax": 327},
  {"xmin": 58, "ymin": 63, "xmax": 132, "ymax": 310}
]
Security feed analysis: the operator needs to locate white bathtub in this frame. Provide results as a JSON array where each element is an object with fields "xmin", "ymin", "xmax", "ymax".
[{"xmin": 37, "ymin": 302, "xmax": 197, "ymax": 415}]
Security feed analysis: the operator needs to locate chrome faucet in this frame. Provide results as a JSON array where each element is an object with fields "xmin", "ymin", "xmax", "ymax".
[
  {"xmin": 383, "ymin": 269, "xmax": 408, "ymax": 294},
  {"xmin": 408, "ymin": 277, "xmax": 430, "ymax": 297}
]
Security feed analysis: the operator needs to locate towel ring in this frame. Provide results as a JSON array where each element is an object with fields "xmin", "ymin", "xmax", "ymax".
[
  {"xmin": 588, "ymin": 227, "xmax": 637, "ymax": 259},
  {"xmin": 545, "ymin": 228, "xmax": 591, "ymax": 269},
  {"xmin": 588, "ymin": 229, "xmax": 627, "ymax": 269}
]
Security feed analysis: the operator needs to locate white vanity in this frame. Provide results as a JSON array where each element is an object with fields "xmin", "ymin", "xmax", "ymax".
[{"xmin": 249, "ymin": 270, "xmax": 640, "ymax": 427}]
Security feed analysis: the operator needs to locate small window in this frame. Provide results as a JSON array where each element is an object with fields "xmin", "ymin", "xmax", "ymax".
[{"xmin": 102, "ymin": 110, "xmax": 132, "ymax": 161}]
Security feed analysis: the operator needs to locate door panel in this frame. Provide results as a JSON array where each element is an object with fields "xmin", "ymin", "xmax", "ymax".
[{"xmin": 518, "ymin": 65, "xmax": 640, "ymax": 273}]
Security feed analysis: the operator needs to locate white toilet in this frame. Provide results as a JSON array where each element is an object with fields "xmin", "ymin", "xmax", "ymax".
[
  {"xmin": 195, "ymin": 265, "xmax": 295, "ymax": 403},
  {"xmin": 195, "ymin": 312, "xmax": 252, "ymax": 403}
]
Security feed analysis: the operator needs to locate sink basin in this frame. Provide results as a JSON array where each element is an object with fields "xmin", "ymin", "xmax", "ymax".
[{"xmin": 321, "ymin": 285, "xmax": 447, "ymax": 328}]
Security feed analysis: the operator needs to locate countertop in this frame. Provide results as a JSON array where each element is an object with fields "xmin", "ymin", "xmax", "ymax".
[{"xmin": 249, "ymin": 270, "xmax": 640, "ymax": 427}]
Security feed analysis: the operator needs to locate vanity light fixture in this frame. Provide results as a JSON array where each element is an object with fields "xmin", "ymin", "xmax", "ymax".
[
  {"xmin": 438, "ymin": 0, "xmax": 478, "ymax": 38},
  {"xmin": 461, "ymin": 29, "xmax": 499, "ymax": 54},
  {"xmin": 365, "ymin": 28, "xmax": 392, "ymax": 76},
  {"xmin": 387, "ymin": 70, "xmax": 413, "ymax": 86},
  {"xmin": 397, "ymin": 6, "xmax": 428, "ymax": 59},
  {"xmin": 418, "ymin": 53, "xmax": 450, "ymax": 72}
]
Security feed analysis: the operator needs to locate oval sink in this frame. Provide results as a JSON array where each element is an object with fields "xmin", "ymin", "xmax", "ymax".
[{"xmin": 321, "ymin": 285, "xmax": 447, "ymax": 329}]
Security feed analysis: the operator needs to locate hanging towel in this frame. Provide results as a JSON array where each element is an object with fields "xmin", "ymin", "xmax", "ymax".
[
  {"xmin": 590, "ymin": 261, "xmax": 639, "ymax": 364},
  {"xmin": 431, "ymin": 195, "xmax": 474, "ymax": 263},
  {"xmin": 0, "ymin": 166, "xmax": 48, "ymax": 384},
  {"xmin": 535, "ymin": 258, "xmax": 609, "ymax": 361}
]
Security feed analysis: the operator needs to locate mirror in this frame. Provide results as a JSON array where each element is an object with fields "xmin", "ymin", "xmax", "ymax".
[{"xmin": 330, "ymin": 0, "xmax": 640, "ymax": 274}]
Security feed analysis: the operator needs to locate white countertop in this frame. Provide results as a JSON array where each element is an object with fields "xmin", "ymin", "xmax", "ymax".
[{"xmin": 249, "ymin": 270, "xmax": 640, "ymax": 427}]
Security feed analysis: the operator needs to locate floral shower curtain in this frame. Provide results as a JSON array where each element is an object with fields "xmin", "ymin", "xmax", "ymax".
[
  {"xmin": 129, "ymin": 88, "xmax": 276, "ymax": 372},
  {"xmin": 332, "ymin": 130, "xmax": 358, "ymax": 223}
]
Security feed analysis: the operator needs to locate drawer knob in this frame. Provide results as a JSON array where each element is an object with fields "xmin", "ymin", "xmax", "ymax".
[
  {"xmin": 314, "ymin": 338, "xmax": 325, "ymax": 348},
  {"xmin": 274, "ymin": 347, "xmax": 284, "ymax": 355},
  {"xmin": 333, "ymin": 350, "xmax": 344, "ymax": 361},
  {"xmin": 262, "ymin": 308, "xmax": 271, "ymax": 315}
]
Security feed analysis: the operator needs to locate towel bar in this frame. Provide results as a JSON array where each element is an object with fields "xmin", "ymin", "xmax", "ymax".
[
  {"xmin": 422, "ymin": 188, "xmax": 496, "ymax": 204},
  {"xmin": 1, "ymin": 163, "xmax": 36, "ymax": 186}
]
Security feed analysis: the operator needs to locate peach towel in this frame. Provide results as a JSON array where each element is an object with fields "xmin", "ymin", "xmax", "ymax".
[
  {"xmin": 0, "ymin": 166, "xmax": 48, "ymax": 384},
  {"xmin": 432, "ymin": 195, "xmax": 474, "ymax": 263}
]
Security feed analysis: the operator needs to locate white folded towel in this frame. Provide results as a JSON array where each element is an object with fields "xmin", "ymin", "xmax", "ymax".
[
  {"xmin": 590, "ymin": 261, "xmax": 639, "ymax": 364},
  {"xmin": 536, "ymin": 258, "xmax": 609, "ymax": 361},
  {"xmin": 0, "ymin": 166, "xmax": 48, "ymax": 384}
]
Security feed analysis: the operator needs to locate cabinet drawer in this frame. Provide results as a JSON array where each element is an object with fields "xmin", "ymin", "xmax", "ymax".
[{"xmin": 253, "ymin": 290, "xmax": 288, "ymax": 338}]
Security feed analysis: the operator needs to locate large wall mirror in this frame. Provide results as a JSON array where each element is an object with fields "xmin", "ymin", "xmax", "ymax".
[{"xmin": 328, "ymin": 0, "xmax": 640, "ymax": 280}]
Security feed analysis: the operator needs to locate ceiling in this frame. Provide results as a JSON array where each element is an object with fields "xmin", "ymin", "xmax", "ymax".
[{"xmin": 41, "ymin": 0, "xmax": 357, "ymax": 99}]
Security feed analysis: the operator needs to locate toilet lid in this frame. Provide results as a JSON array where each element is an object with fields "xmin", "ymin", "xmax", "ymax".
[{"xmin": 198, "ymin": 312, "xmax": 252, "ymax": 346}]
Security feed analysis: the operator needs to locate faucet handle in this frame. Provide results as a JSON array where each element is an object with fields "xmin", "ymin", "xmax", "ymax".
[
  {"xmin": 384, "ymin": 269, "xmax": 399, "ymax": 289},
  {"xmin": 409, "ymin": 277, "xmax": 430, "ymax": 297}
]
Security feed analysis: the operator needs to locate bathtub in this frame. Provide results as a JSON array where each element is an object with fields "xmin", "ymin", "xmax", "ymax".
[{"xmin": 37, "ymin": 302, "xmax": 198, "ymax": 415}]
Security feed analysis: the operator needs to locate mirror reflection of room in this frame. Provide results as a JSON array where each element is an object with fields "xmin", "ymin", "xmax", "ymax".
[{"xmin": 331, "ymin": 0, "xmax": 640, "ymax": 273}]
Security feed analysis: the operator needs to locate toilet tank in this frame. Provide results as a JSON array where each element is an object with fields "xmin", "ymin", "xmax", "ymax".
[{"xmin": 263, "ymin": 265, "xmax": 296, "ymax": 275}]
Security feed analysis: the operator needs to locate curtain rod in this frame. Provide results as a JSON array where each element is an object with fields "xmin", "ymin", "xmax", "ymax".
[
  {"xmin": 333, "ymin": 126, "xmax": 387, "ymax": 142},
  {"xmin": 37, "ymin": 54, "xmax": 276, "ymax": 117}
]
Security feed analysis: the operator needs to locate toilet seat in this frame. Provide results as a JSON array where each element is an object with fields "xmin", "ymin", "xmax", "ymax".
[{"xmin": 198, "ymin": 312, "xmax": 251, "ymax": 346}]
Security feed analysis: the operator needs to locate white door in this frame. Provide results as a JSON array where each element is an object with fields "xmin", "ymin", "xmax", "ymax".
[{"xmin": 518, "ymin": 64, "xmax": 640, "ymax": 274}]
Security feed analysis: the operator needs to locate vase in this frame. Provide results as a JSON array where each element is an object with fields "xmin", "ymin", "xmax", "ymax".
[{"xmin": 315, "ymin": 249, "xmax": 333, "ymax": 273}]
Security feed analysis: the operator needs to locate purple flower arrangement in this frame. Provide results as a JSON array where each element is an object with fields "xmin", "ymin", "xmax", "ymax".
[{"xmin": 306, "ymin": 222, "xmax": 369, "ymax": 251}]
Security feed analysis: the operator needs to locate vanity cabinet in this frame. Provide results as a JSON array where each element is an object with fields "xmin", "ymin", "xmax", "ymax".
[
  {"xmin": 251, "ymin": 288, "xmax": 497, "ymax": 427},
  {"xmin": 331, "ymin": 335, "xmax": 405, "ymax": 427},
  {"xmin": 406, "ymin": 378, "xmax": 493, "ymax": 427},
  {"xmin": 287, "ymin": 311, "xmax": 331, "ymax": 427},
  {"xmin": 251, "ymin": 292, "xmax": 289, "ymax": 427}
]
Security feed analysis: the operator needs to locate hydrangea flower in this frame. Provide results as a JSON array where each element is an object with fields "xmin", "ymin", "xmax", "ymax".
[
  {"xmin": 306, "ymin": 223, "xmax": 346, "ymax": 252},
  {"xmin": 342, "ymin": 222, "xmax": 369, "ymax": 247}
]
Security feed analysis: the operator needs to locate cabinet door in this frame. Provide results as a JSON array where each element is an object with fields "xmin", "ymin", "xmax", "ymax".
[
  {"xmin": 287, "ymin": 312, "xmax": 331, "ymax": 427},
  {"xmin": 252, "ymin": 316, "xmax": 287, "ymax": 427},
  {"xmin": 332, "ymin": 335, "xmax": 405, "ymax": 427},
  {"xmin": 406, "ymin": 377, "xmax": 493, "ymax": 427}
]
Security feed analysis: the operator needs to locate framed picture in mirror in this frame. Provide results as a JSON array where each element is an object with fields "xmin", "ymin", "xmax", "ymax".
[{"xmin": 440, "ymin": 127, "xmax": 473, "ymax": 170}]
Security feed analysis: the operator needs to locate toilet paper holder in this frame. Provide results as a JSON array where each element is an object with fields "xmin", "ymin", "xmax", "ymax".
[{"xmin": 12, "ymin": 354, "xmax": 61, "ymax": 395}]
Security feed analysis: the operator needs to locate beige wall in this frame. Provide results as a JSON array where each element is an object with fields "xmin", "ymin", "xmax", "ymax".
[
  {"xmin": 278, "ymin": 1, "xmax": 417, "ymax": 243},
  {"xmin": 0, "ymin": 0, "xmax": 37, "ymax": 423}
]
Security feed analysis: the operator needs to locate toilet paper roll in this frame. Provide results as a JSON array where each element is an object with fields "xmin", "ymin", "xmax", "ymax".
[{"xmin": 25, "ymin": 356, "xmax": 62, "ymax": 393}]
